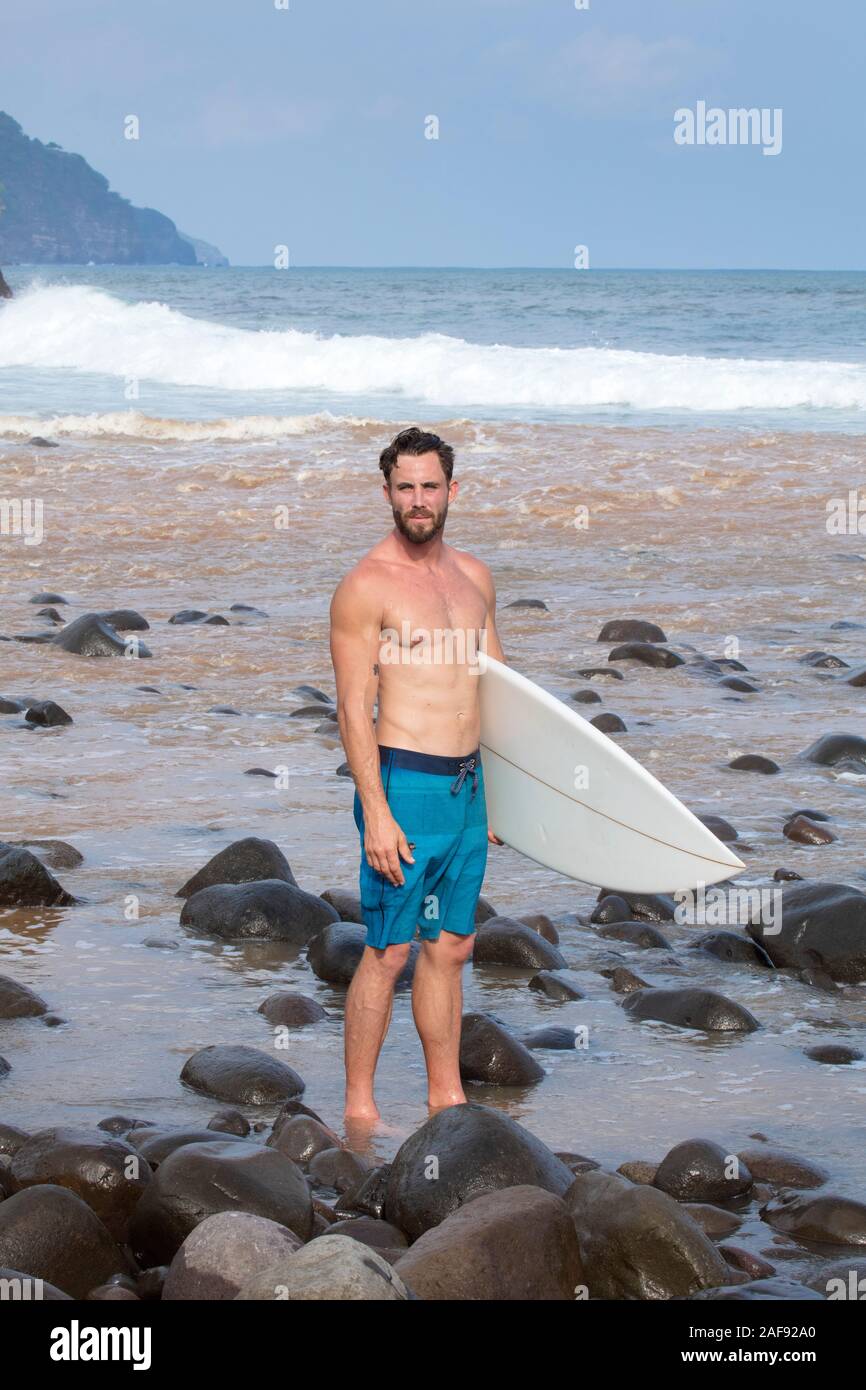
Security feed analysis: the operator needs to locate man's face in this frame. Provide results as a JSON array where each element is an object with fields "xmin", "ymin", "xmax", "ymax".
[{"xmin": 386, "ymin": 451, "xmax": 455, "ymax": 544}]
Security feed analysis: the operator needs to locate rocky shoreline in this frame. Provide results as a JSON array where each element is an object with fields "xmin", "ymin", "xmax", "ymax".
[{"xmin": 2, "ymin": 600, "xmax": 866, "ymax": 1299}]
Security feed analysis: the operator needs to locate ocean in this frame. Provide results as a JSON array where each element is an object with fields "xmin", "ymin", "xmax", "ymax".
[
  {"xmin": 1, "ymin": 266, "xmax": 866, "ymax": 431},
  {"xmin": 1, "ymin": 267, "xmax": 864, "ymax": 1258}
]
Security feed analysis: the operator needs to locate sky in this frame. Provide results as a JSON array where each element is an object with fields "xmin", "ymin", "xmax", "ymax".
[{"xmin": 4, "ymin": 0, "xmax": 864, "ymax": 269}]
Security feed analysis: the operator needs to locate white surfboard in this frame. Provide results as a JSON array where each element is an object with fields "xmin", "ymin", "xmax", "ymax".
[{"xmin": 478, "ymin": 654, "xmax": 745, "ymax": 894}]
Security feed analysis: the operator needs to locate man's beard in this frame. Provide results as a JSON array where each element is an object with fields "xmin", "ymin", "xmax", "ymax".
[{"xmin": 393, "ymin": 503, "xmax": 447, "ymax": 545}]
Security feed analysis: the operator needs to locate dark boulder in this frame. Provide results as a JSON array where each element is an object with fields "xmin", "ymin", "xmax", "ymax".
[
  {"xmin": 180, "ymin": 1044, "xmax": 305, "ymax": 1105},
  {"xmin": 180, "ymin": 878, "xmax": 337, "ymax": 943},
  {"xmin": 176, "ymin": 836, "xmax": 298, "ymax": 897},
  {"xmin": 384, "ymin": 1103, "xmax": 574, "ymax": 1240}
]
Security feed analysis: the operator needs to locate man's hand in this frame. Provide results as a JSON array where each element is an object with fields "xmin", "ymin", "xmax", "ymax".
[
  {"xmin": 488, "ymin": 828, "xmax": 504, "ymax": 846},
  {"xmin": 364, "ymin": 808, "xmax": 415, "ymax": 886}
]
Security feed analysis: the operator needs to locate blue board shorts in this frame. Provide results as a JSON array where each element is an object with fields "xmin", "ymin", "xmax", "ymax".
[{"xmin": 353, "ymin": 745, "xmax": 489, "ymax": 951}]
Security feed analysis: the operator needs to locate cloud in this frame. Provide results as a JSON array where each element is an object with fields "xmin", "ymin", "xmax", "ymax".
[{"xmin": 488, "ymin": 29, "xmax": 716, "ymax": 118}]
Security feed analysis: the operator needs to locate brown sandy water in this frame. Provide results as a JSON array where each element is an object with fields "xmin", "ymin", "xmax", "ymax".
[{"xmin": 1, "ymin": 417, "xmax": 865, "ymax": 1271}]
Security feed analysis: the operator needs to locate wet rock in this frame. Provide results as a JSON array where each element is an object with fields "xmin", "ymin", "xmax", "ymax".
[
  {"xmin": 473, "ymin": 918, "xmax": 566, "ymax": 970},
  {"xmin": 565, "ymin": 1169, "xmax": 730, "ymax": 1299},
  {"xmin": 697, "ymin": 815, "xmax": 738, "ymax": 842},
  {"xmin": 129, "ymin": 1139, "xmax": 314, "ymax": 1265},
  {"xmin": 29, "ymin": 592, "xmax": 68, "ymax": 605},
  {"xmin": 736, "ymin": 1147, "xmax": 828, "ymax": 1189},
  {"xmin": 131, "ymin": 1127, "xmax": 249, "ymax": 1168},
  {"xmin": 180, "ymin": 878, "xmax": 338, "ymax": 943},
  {"xmin": 307, "ymin": 921, "xmax": 417, "ymax": 987},
  {"xmin": 180, "ymin": 1044, "xmax": 305, "ymax": 1105},
  {"xmin": 169, "ymin": 610, "xmax": 208, "ymax": 624},
  {"xmin": 206, "ymin": 1110, "xmax": 250, "ymax": 1137},
  {"xmin": 10, "ymin": 1127, "xmax": 151, "ymax": 1242},
  {"xmin": 0, "ymin": 1185, "xmax": 134, "ymax": 1299},
  {"xmin": 598, "ymin": 619, "xmax": 667, "ymax": 643},
  {"xmin": 290, "ymin": 684, "xmax": 331, "ymax": 703},
  {"xmin": 0, "ymin": 975, "xmax": 49, "ymax": 1018},
  {"xmin": 528, "ymin": 970, "xmax": 585, "ymax": 1000},
  {"xmin": 50, "ymin": 613, "xmax": 152, "ymax": 658},
  {"xmin": 6, "ymin": 839, "xmax": 83, "ymax": 870},
  {"xmin": 616, "ymin": 1160, "xmax": 657, "ymax": 1185},
  {"xmin": 459, "ymin": 1013, "xmax": 545, "ymax": 1085},
  {"xmin": 384, "ymin": 1103, "xmax": 574, "ymax": 1240},
  {"xmin": 506, "ymin": 598, "xmax": 549, "ymax": 610},
  {"xmin": 719, "ymin": 1245, "xmax": 776, "ymax": 1278},
  {"xmin": 591, "ymin": 894, "xmax": 631, "ymax": 924},
  {"xmin": 595, "ymin": 890, "xmax": 676, "ymax": 923},
  {"xmin": 555, "ymin": 1152, "xmax": 601, "ymax": 1176},
  {"xmin": 258, "ymin": 991, "xmax": 327, "ymax": 1027},
  {"xmin": 474, "ymin": 895, "xmax": 497, "ymax": 923},
  {"xmin": 267, "ymin": 1114, "xmax": 342, "ymax": 1166},
  {"xmin": 719, "ymin": 677, "xmax": 759, "ymax": 693},
  {"xmin": 234, "ymin": 1233, "xmax": 411, "ymax": 1300},
  {"xmin": 572, "ymin": 666, "xmax": 625, "ymax": 681},
  {"xmin": 845, "ymin": 666, "xmax": 866, "ymax": 687},
  {"xmin": 728, "ymin": 754, "xmax": 780, "ymax": 774},
  {"xmin": 802, "ymin": 732, "xmax": 866, "ymax": 769},
  {"xmin": 175, "ymin": 836, "xmax": 298, "ymax": 897},
  {"xmin": 0, "ymin": 845, "xmax": 76, "ymax": 908},
  {"xmin": 746, "ymin": 881, "xmax": 866, "ymax": 983},
  {"xmin": 0, "ymin": 1123, "xmax": 29, "ymax": 1157},
  {"xmin": 688, "ymin": 1276, "xmax": 824, "ymax": 1300},
  {"xmin": 98, "ymin": 609, "xmax": 149, "ymax": 631},
  {"xmin": 774, "ymin": 867, "xmax": 803, "ymax": 881},
  {"xmin": 517, "ymin": 912, "xmax": 559, "ymax": 944},
  {"xmin": 571, "ymin": 688, "xmax": 603, "ymax": 705},
  {"xmin": 97, "ymin": 1115, "xmax": 155, "ymax": 1138},
  {"xmin": 591, "ymin": 712, "xmax": 627, "ymax": 733},
  {"xmin": 653, "ymin": 1139, "xmax": 753, "ymax": 1203},
  {"xmin": 309, "ymin": 1147, "xmax": 373, "ymax": 1193},
  {"xmin": 623, "ymin": 987, "xmax": 760, "ymax": 1033},
  {"xmin": 609, "ymin": 641, "xmax": 684, "ymax": 669},
  {"xmin": 760, "ymin": 1191, "xmax": 866, "ymax": 1246},
  {"xmin": 689, "ymin": 932, "xmax": 774, "ymax": 967},
  {"xmin": 318, "ymin": 1216, "xmax": 407, "ymax": 1253},
  {"xmin": 319, "ymin": 888, "xmax": 362, "ymax": 921},
  {"xmin": 783, "ymin": 814, "xmax": 836, "ymax": 845},
  {"xmin": 163, "ymin": 1211, "xmax": 303, "ymax": 1300},
  {"xmin": 394, "ymin": 1186, "xmax": 583, "ymax": 1300},
  {"xmin": 805, "ymin": 1043, "xmax": 863, "ymax": 1064},
  {"xmin": 597, "ymin": 921, "xmax": 672, "ymax": 949},
  {"xmin": 23, "ymin": 700, "xmax": 73, "ymax": 727},
  {"xmin": 336, "ymin": 1165, "xmax": 391, "ymax": 1220},
  {"xmin": 684, "ymin": 1204, "xmax": 744, "ymax": 1238},
  {"xmin": 600, "ymin": 965, "xmax": 650, "ymax": 993},
  {"xmin": 800, "ymin": 651, "xmax": 848, "ymax": 669},
  {"xmin": 521, "ymin": 1025, "xmax": 578, "ymax": 1050}
]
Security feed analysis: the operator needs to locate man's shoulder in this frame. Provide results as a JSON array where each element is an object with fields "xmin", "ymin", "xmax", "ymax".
[
  {"xmin": 331, "ymin": 549, "xmax": 390, "ymax": 607},
  {"xmin": 450, "ymin": 546, "xmax": 494, "ymax": 588}
]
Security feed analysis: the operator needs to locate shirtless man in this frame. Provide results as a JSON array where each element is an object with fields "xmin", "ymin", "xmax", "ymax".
[{"xmin": 329, "ymin": 426, "xmax": 505, "ymax": 1124}]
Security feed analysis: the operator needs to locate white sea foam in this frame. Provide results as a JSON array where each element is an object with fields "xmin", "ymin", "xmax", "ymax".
[
  {"xmin": 1, "ymin": 283, "xmax": 865, "ymax": 414},
  {"xmin": 0, "ymin": 410, "xmax": 353, "ymax": 441}
]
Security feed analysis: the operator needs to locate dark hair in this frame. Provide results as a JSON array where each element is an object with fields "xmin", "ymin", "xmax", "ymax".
[{"xmin": 379, "ymin": 427, "xmax": 454, "ymax": 484}]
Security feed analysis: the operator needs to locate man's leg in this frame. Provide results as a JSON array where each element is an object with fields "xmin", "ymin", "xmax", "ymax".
[
  {"xmin": 344, "ymin": 941, "xmax": 412, "ymax": 1121},
  {"xmin": 411, "ymin": 929, "xmax": 476, "ymax": 1109}
]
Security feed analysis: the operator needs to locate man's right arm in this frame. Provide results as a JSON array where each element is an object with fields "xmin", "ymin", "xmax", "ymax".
[{"xmin": 329, "ymin": 569, "xmax": 414, "ymax": 886}]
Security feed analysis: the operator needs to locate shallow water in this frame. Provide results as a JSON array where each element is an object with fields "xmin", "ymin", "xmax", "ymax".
[{"xmin": 1, "ymin": 417, "xmax": 865, "ymax": 1226}]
